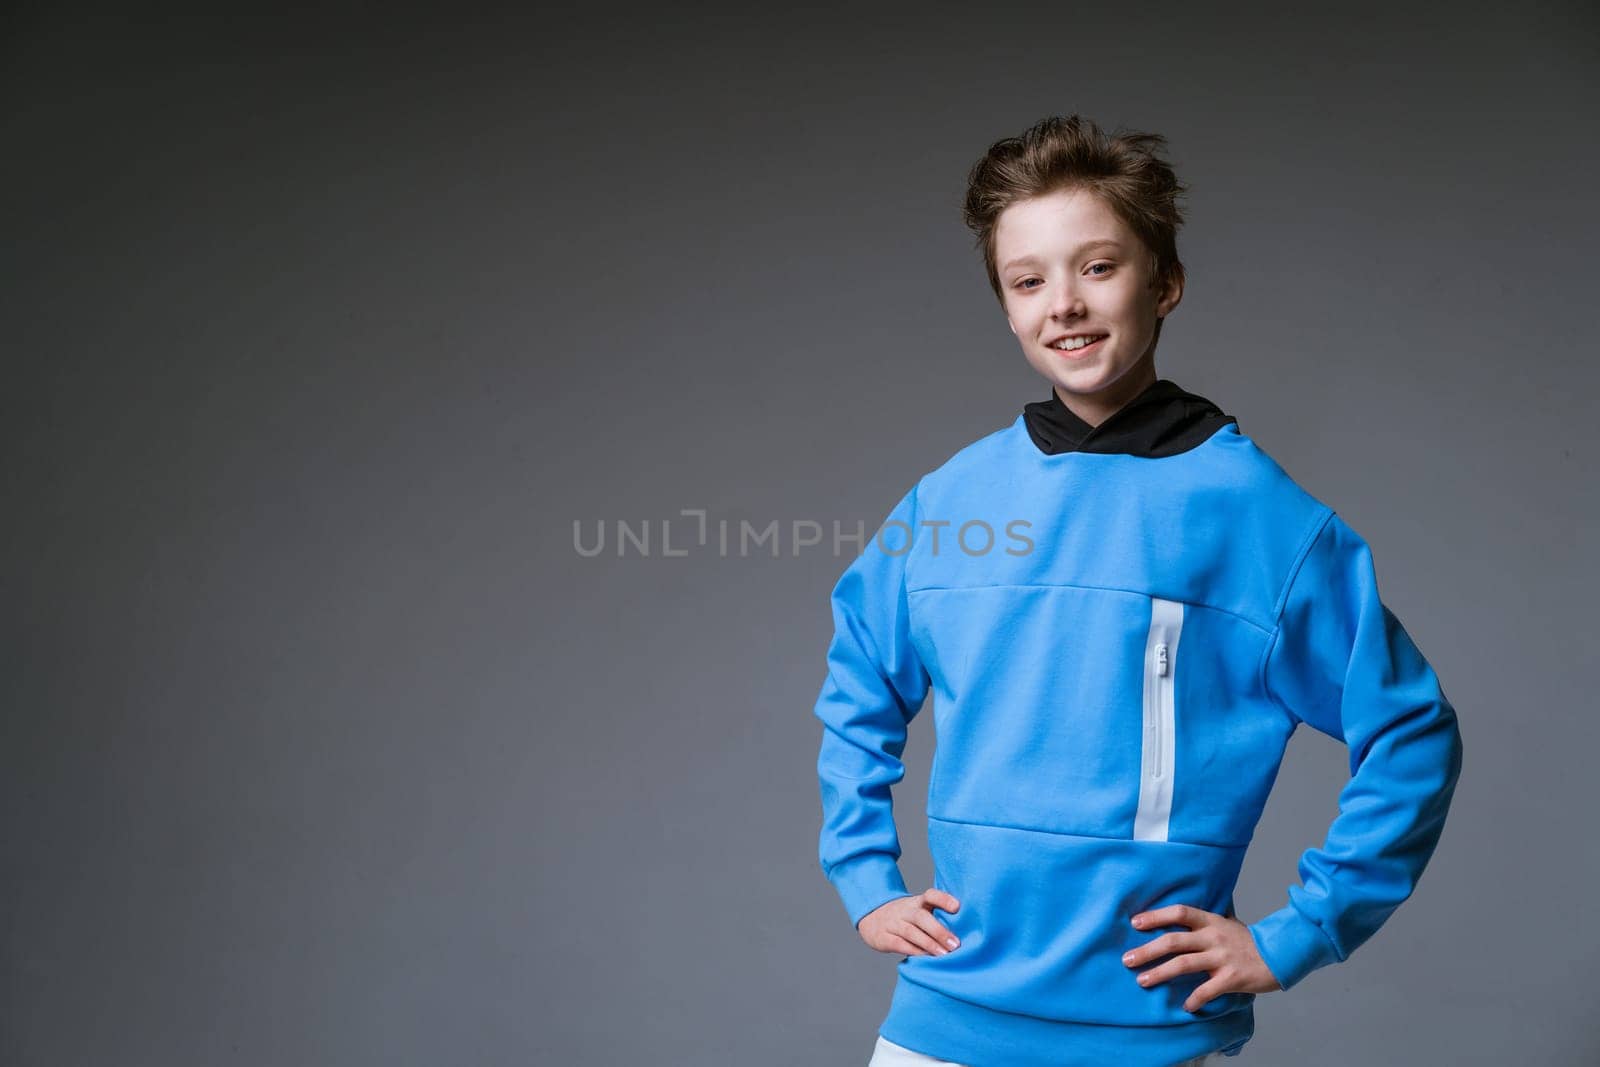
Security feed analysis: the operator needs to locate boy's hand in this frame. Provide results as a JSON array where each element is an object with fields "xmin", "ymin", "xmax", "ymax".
[
  {"xmin": 857, "ymin": 889, "xmax": 963, "ymax": 957},
  {"xmin": 1123, "ymin": 904, "xmax": 1284, "ymax": 1011}
]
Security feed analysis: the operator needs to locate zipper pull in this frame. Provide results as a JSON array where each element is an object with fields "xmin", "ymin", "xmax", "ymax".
[{"xmin": 1155, "ymin": 642, "xmax": 1169, "ymax": 677}]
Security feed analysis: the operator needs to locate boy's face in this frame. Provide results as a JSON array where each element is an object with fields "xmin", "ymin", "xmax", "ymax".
[{"xmin": 995, "ymin": 188, "xmax": 1182, "ymax": 424}]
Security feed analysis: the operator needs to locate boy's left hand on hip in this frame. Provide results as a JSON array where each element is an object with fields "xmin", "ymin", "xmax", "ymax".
[{"xmin": 1122, "ymin": 904, "xmax": 1285, "ymax": 1012}]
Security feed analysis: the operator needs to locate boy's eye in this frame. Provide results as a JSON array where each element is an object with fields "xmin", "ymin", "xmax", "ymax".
[{"xmin": 1016, "ymin": 264, "xmax": 1110, "ymax": 289}]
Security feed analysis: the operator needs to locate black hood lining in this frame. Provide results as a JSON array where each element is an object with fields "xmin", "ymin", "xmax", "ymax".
[{"xmin": 1022, "ymin": 378, "xmax": 1238, "ymax": 458}]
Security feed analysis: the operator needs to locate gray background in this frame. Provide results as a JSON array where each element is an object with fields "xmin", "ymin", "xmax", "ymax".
[{"xmin": 4, "ymin": 6, "xmax": 1596, "ymax": 1065}]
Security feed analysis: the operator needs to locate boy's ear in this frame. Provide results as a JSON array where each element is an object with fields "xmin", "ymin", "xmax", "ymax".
[{"xmin": 1156, "ymin": 269, "xmax": 1185, "ymax": 319}]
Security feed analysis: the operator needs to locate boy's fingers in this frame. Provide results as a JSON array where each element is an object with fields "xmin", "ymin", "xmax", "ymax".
[
  {"xmin": 910, "ymin": 911, "xmax": 960, "ymax": 950},
  {"xmin": 1133, "ymin": 904, "xmax": 1208, "ymax": 930},
  {"xmin": 1123, "ymin": 930, "xmax": 1202, "ymax": 966},
  {"xmin": 1184, "ymin": 973, "xmax": 1231, "ymax": 1013},
  {"xmin": 899, "ymin": 922, "xmax": 946, "ymax": 956},
  {"xmin": 1135, "ymin": 949, "xmax": 1216, "ymax": 989},
  {"xmin": 885, "ymin": 933, "xmax": 920, "ymax": 956}
]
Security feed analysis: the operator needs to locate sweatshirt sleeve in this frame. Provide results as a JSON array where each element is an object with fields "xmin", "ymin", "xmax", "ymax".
[
  {"xmin": 1247, "ymin": 510, "xmax": 1465, "ymax": 991},
  {"xmin": 813, "ymin": 483, "xmax": 933, "ymax": 931}
]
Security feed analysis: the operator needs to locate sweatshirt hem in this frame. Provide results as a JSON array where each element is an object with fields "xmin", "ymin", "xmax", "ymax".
[{"xmin": 880, "ymin": 973, "xmax": 1254, "ymax": 1067}]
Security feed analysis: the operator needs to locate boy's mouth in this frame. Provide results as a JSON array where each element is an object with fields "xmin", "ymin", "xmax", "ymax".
[{"xmin": 1046, "ymin": 333, "xmax": 1108, "ymax": 357}]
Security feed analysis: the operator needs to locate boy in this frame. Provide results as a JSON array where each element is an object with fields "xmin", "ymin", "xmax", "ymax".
[{"xmin": 812, "ymin": 115, "xmax": 1464, "ymax": 1067}]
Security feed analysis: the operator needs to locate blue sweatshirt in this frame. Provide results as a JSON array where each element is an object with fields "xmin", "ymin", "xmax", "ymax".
[{"xmin": 813, "ymin": 379, "xmax": 1464, "ymax": 1066}]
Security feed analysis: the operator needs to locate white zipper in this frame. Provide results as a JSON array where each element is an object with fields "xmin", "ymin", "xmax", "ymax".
[{"xmin": 1134, "ymin": 597, "xmax": 1183, "ymax": 842}]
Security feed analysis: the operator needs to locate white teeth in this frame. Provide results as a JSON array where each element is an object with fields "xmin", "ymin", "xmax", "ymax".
[{"xmin": 1052, "ymin": 334, "xmax": 1106, "ymax": 351}]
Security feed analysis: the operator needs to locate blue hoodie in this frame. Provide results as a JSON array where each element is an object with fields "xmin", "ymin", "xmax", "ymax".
[{"xmin": 813, "ymin": 379, "xmax": 1463, "ymax": 1066}]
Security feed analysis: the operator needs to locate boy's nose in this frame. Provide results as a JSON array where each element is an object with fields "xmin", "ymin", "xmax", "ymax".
[{"xmin": 1051, "ymin": 290, "xmax": 1086, "ymax": 318}]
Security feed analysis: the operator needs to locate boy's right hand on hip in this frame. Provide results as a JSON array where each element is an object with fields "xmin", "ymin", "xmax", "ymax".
[{"xmin": 857, "ymin": 889, "xmax": 963, "ymax": 957}]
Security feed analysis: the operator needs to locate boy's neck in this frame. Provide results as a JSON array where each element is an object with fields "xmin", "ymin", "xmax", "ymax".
[{"xmin": 1052, "ymin": 364, "xmax": 1159, "ymax": 428}]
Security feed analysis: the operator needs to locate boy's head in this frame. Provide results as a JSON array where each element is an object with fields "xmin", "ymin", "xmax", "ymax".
[{"xmin": 962, "ymin": 115, "xmax": 1188, "ymax": 422}]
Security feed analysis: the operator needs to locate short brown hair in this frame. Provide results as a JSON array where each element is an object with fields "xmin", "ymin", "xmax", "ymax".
[{"xmin": 962, "ymin": 114, "xmax": 1189, "ymax": 313}]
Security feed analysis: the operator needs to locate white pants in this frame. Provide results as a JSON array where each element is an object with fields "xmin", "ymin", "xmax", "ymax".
[{"xmin": 869, "ymin": 1033, "xmax": 1224, "ymax": 1066}]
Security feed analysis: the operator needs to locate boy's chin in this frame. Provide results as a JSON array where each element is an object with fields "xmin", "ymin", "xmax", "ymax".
[
  {"xmin": 1027, "ymin": 353, "xmax": 1149, "ymax": 401},
  {"xmin": 1030, "ymin": 363, "xmax": 1117, "ymax": 399}
]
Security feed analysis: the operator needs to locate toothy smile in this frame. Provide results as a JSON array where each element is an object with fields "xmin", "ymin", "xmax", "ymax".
[{"xmin": 1049, "ymin": 334, "xmax": 1108, "ymax": 352}]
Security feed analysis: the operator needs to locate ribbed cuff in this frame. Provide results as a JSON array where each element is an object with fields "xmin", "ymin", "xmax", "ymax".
[
  {"xmin": 1247, "ymin": 905, "xmax": 1342, "ymax": 991},
  {"xmin": 827, "ymin": 852, "xmax": 912, "ymax": 930}
]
